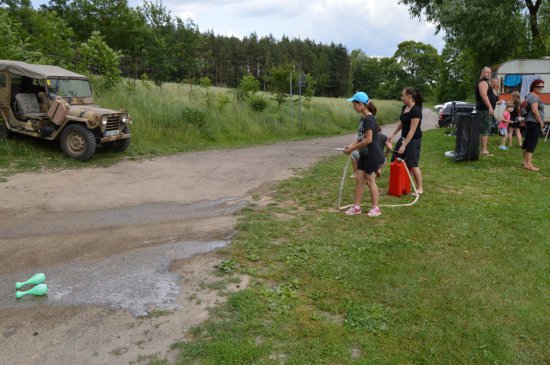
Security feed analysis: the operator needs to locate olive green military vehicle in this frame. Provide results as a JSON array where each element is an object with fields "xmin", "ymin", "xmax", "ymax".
[{"xmin": 0, "ymin": 60, "xmax": 131, "ymax": 161}]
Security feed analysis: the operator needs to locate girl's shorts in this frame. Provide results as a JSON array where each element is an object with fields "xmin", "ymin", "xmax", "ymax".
[
  {"xmin": 357, "ymin": 155, "xmax": 384, "ymax": 175},
  {"xmin": 499, "ymin": 128, "xmax": 508, "ymax": 136}
]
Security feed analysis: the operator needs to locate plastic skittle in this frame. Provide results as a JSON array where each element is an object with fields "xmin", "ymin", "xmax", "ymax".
[
  {"xmin": 16, "ymin": 283, "xmax": 48, "ymax": 299},
  {"xmin": 15, "ymin": 273, "xmax": 46, "ymax": 289}
]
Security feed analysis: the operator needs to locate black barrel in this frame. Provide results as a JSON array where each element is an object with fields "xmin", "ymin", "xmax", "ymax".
[{"xmin": 454, "ymin": 110, "xmax": 480, "ymax": 161}]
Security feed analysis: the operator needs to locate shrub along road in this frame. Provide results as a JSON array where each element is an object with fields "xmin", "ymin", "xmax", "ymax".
[{"xmin": 0, "ymin": 109, "xmax": 438, "ymax": 364}]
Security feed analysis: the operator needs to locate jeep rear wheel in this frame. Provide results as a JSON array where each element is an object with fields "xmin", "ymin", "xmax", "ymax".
[{"xmin": 60, "ymin": 124, "xmax": 96, "ymax": 161}]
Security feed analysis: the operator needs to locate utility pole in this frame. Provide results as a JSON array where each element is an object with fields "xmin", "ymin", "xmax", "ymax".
[
  {"xmin": 289, "ymin": 71, "xmax": 293, "ymax": 122},
  {"xmin": 299, "ymin": 73, "xmax": 306, "ymax": 128}
]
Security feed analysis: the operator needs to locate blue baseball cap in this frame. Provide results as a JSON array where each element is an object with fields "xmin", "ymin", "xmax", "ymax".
[{"xmin": 347, "ymin": 91, "xmax": 369, "ymax": 104}]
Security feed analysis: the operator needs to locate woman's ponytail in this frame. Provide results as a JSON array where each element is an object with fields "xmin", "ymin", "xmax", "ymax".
[{"xmin": 404, "ymin": 87, "xmax": 423, "ymax": 108}]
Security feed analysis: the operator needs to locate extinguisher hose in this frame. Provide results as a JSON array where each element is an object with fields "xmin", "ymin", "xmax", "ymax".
[{"xmin": 337, "ymin": 157, "xmax": 353, "ymax": 210}]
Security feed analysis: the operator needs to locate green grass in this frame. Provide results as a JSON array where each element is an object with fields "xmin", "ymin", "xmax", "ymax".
[
  {"xmin": 165, "ymin": 131, "xmax": 549, "ymax": 364},
  {"xmin": 0, "ymin": 82, "xmax": 402, "ymax": 177}
]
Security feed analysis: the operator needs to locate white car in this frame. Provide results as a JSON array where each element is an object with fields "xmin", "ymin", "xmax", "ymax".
[{"xmin": 434, "ymin": 100, "xmax": 467, "ymax": 112}]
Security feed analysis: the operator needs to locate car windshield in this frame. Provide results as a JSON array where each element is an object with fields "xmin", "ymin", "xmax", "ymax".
[{"xmin": 47, "ymin": 78, "xmax": 92, "ymax": 98}]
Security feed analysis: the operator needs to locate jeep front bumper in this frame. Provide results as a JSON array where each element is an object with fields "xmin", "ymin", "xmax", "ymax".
[{"xmin": 100, "ymin": 132, "xmax": 131, "ymax": 143}]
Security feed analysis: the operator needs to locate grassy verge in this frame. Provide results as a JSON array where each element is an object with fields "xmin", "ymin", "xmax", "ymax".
[
  {"xmin": 164, "ymin": 131, "xmax": 549, "ymax": 364},
  {"xmin": 0, "ymin": 82, "xmax": 402, "ymax": 177}
]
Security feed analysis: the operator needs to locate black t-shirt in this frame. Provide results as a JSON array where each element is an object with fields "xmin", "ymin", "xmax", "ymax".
[
  {"xmin": 357, "ymin": 115, "xmax": 384, "ymax": 160},
  {"xmin": 399, "ymin": 104, "xmax": 422, "ymax": 140}
]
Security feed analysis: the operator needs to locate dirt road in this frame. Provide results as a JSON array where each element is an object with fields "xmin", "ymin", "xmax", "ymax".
[{"xmin": 0, "ymin": 110, "xmax": 438, "ymax": 365}]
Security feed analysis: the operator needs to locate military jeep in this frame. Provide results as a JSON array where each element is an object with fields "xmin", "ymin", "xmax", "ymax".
[{"xmin": 0, "ymin": 60, "xmax": 131, "ymax": 161}]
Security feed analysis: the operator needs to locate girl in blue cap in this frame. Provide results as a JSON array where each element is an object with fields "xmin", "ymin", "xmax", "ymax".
[{"xmin": 343, "ymin": 92, "xmax": 385, "ymax": 217}]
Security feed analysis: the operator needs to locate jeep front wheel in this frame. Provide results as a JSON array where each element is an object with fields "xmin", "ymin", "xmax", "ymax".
[
  {"xmin": 60, "ymin": 124, "xmax": 96, "ymax": 161},
  {"xmin": 0, "ymin": 122, "xmax": 11, "ymax": 139},
  {"xmin": 104, "ymin": 125, "xmax": 131, "ymax": 152},
  {"xmin": 0, "ymin": 115, "xmax": 11, "ymax": 139}
]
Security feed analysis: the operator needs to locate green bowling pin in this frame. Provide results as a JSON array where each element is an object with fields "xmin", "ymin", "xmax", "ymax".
[
  {"xmin": 16, "ymin": 283, "xmax": 48, "ymax": 299},
  {"xmin": 15, "ymin": 273, "xmax": 46, "ymax": 289}
]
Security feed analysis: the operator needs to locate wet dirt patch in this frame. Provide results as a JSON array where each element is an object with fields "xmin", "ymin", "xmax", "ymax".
[
  {"xmin": 1, "ymin": 240, "xmax": 229, "ymax": 315},
  {"xmin": 0, "ymin": 251, "xmax": 249, "ymax": 365}
]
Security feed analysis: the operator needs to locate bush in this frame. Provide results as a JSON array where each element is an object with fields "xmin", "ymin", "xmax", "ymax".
[
  {"xmin": 199, "ymin": 76, "xmax": 212, "ymax": 88},
  {"xmin": 181, "ymin": 106, "xmax": 214, "ymax": 140},
  {"xmin": 217, "ymin": 94, "xmax": 231, "ymax": 111},
  {"xmin": 248, "ymin": 95, "xmax": 268, "ymax": 112},
  {"xmin": 140, "ymin": 74, "xmax": 152, "ymax": 90},
  {"xmin": 236, "ymin": 75, "xmax": 260, "ymax": 102},
  {"xmin": 182, "ymin": 107, "xmax": 207, "ymax": 127}
]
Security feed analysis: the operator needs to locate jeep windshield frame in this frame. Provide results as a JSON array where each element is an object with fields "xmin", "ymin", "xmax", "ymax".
[{"xmin": 46, "ymin": 78, "xmax": 92, "ymax": 98}]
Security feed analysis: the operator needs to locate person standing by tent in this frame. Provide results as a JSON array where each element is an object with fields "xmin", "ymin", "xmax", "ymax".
[
  {"xmin": 343, "ymin": 92, "xmax": 385, "ymax": 217},
  {"xmin": 388, "ymin": 87, "xmax": 424, "ymax": 195},
  {"xmin": 475, "ymin": 67, "xmax": 498, "ymax": 156},
  {"xmin": 522, "ymin": 79, "xmax": 545, "ymax": 171}
]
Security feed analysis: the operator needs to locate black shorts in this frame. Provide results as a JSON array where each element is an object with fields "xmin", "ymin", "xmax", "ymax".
[
  {"xmin": 357, "ymin": 154, "xmax": 385, "ymax": 175},
  {"xmin": 393, "ymin": 138, "xmax": 422, "ymax": 168}
]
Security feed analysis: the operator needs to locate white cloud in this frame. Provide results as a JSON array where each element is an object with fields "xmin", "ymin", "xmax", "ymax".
[
  {"xmin": 164, "ymin": 0, "xmax": 444, "ymax": 56},
  {"xmin": 31, "ymin": 0, "xmax": 445, "ymax": 56}
]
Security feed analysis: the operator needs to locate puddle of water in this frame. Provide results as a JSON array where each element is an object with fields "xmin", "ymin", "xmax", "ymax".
[{"xmin": 0, "ymin": 239, "xmax": 228, "ymax": 316}]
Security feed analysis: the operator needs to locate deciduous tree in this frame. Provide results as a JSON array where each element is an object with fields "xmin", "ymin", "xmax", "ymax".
[
  {"xmin": 76, "ymin": 31, "xmax": 121, "ymax": 90},
  {"xmin": 0, "ymin": 9, "xmax": 43, "ymax": 62},
  {"xmin": 400, "ymin": 0, "xmax": 544, "ymax": 60},
  {"xmin": 394, "ymin": 41, "xmax": 439, "ymax": 95},
  {"xmin": 268, "ymin": 63, "xmax": 296, "ymax": 106}
]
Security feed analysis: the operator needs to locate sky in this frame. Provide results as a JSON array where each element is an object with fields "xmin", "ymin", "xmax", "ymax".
[{"xmin": 31, "ymin": 0, "xmax": 445, "ymax": 57}]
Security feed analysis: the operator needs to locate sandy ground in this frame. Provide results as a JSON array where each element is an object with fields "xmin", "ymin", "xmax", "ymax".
[{"xmin": 0, "ymin": 110, "xmax": 438, "ymax": 365}]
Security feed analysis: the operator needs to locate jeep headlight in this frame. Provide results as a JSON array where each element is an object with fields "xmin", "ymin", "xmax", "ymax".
[
  {"xmin": 101, "ymin": 116, "xmax": 108, "ymax": 126},
  {"xmin": 121, "ymin": 114, "xmax": 128, "ymax": 124}
]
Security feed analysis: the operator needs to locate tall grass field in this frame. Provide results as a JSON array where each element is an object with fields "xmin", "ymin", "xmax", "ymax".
[{"xmin": 0, "ymin": 81, "xmax": 402, "ymax": 177}]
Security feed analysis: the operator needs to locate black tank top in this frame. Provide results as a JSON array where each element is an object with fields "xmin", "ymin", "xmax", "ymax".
[{"xmin": 475, "ymin": 79, "xmax": 497, "ymax": 110}]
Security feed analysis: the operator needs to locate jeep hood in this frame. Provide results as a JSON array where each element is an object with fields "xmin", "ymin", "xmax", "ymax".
[{"xmin": 68, "ymin": 104, "xmax": 124, "ymax": 120}]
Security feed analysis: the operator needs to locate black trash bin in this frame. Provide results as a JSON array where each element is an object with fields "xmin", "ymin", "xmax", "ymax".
[{"xmin": 454, "ymin": 110, "xmax": 480, "ymax": 161}]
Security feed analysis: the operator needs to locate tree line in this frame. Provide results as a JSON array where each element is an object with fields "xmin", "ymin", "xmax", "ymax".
[{"xmin": 1, "ymin": 0, "xmax": 548, "ymax": 102}]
